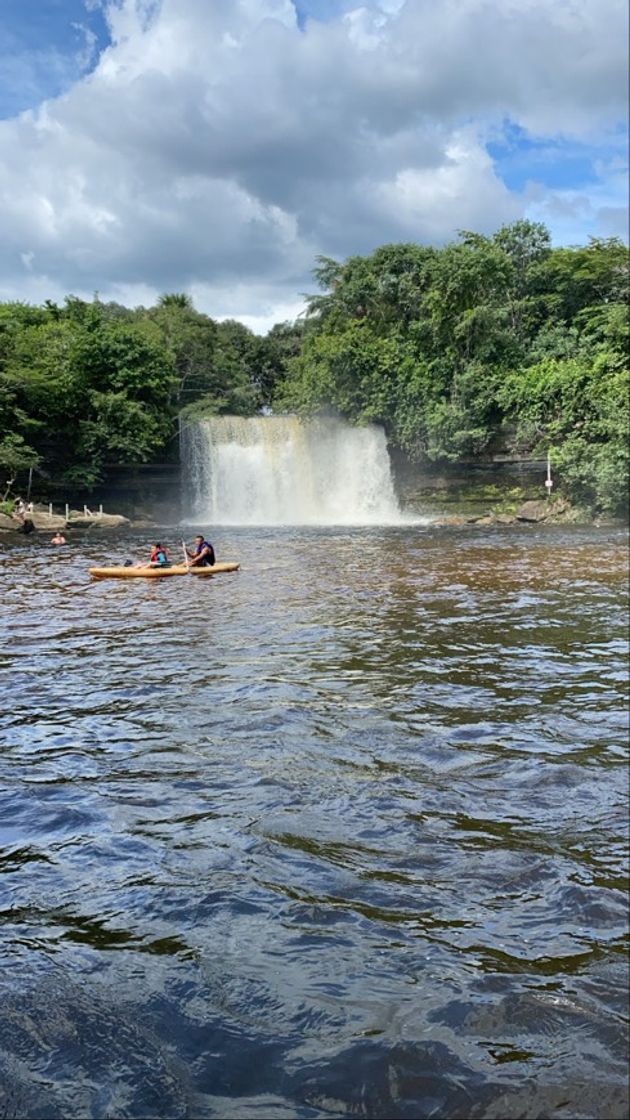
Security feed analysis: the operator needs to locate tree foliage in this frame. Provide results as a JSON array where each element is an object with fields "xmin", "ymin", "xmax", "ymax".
[
  {"xmin": 0, "ymin": 224, "xmax": 627, "ymax": 515},
  {"xmin": 275, "ymin": 225, "xmax": 628, "ymax": 516},
  {"xmin": 0, "ymin": 293, "xmax": 290, "ymax": 488}
]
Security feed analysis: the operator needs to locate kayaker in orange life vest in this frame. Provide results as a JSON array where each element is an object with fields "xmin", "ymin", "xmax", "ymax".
[
  {"xmin": 148, "ymin": 543, "xmax": 170, "ymax": 567},
  {"xmin": 186, "ymin": 535, "xmax": 215, "ymax": 567}
]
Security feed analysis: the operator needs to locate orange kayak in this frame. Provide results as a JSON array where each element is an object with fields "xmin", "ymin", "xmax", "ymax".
[{"xmin": 89, "ymin": 562, "xmax": 240, "ymax": 580}]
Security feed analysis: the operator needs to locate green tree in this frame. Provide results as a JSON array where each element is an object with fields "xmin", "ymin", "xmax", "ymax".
[
  {"xmin": 149, "ymin": 297, "xmax": 218, "ymax": 408},
  {"xmin": 251, "ymin": 320, "xmax": 306, "ymax": 407},
  {"xmin": 0, "ymin": 223, "xmax": 627, "ymax": 514}
]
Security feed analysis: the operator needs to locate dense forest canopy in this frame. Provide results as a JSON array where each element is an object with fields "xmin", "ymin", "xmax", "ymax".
[{"xmin": 1, "ymin": 221, "xmax": 627, "ymax": 515}]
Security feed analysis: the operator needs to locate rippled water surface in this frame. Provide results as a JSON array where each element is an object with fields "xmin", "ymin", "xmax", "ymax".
[{"xmin": 1, "ymin": 525, "xmax": 628, "ymax": 1119}]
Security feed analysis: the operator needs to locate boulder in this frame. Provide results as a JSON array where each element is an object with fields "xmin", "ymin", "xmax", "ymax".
[
  {"xmin": 26, "ymin": 511, "xmax": 67, "ymax": 531},
  {"xmin": 92, "ymin": 514, "xmax": 130, "ymax": 528},
  {"xmin": 67, "ymin": 512, "xmax": 130, "ymax": 528},
  {"xmin": 516, "ymin": 498, "xmax": 569, "ymax": 522},
  {"xmin": 516, "ymin": 499, "xmax": 553, "ymax": 522},
  {"xmin": 0, "ymin": 512, "xmax": 19, "ymax": 530}
]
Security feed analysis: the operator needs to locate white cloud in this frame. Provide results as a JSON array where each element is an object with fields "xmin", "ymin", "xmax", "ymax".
[
  {"xmin": 0, "ymin": 0, "xmax": 626, "ymax": 330},
  {"xmin": 190, "ymin": 282, "xmax": 308, "ymax": 334},
  {"xmin": 372, "ymin": 129, "xmax": 521, "ymax": 240}
]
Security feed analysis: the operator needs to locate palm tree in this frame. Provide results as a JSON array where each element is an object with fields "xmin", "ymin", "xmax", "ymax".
[{"xmin": 158, "ymin": 293, "xmax": 194, "ymax": 310}]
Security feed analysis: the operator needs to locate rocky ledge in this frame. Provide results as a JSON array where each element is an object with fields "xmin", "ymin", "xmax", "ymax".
[
  {"xmin": 0, "ymin": 508, "xmax": 132, "ymax": 533},
  {"xmin": 66, "ymin": 511, "xmax": 130, "ymax": 528},
  {"xmin": 432, "ymin": 498, "xmax": 591, "ymax": 527}
]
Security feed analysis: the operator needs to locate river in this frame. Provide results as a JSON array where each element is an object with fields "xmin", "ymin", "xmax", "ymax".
[{"xmin": 0, "ymin": 524, "xmax": 628, "ymax": 1119}]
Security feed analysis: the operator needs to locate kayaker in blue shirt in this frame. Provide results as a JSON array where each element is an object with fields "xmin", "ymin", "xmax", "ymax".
[{"xmin": 186, "ymin": 535, "xmax": 215, "ymax": 567}]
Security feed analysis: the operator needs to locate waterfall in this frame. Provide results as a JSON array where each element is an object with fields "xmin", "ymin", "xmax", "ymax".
[{"xmin": 181, "ymin": 415, "xmax": 406, "ymax": 525}]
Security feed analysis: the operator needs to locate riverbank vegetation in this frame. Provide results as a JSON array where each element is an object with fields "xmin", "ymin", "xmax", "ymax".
[
  {"xmin": 276, "ymin": 223, "xmax": 628, "ymax": 518},
  {"xmin": 1, "ymin": 222, "xmax": 627, "ymax": 516},
  {"xmin": 0, "ymin": 293, "xmax": 300, "ymax": 491}
]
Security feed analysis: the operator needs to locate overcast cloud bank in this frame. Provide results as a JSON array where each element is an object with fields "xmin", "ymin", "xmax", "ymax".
[{"xmin": 1, "ymin": 0, "xmax": 627, "ymax": 331}]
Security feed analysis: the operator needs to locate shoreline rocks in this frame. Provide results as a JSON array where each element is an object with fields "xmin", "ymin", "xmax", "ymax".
[
  {"xmin": 0, "ymin": 498, "xmax": 623, "ymax": 534},
  {"xmin": 430, "ymin": 498, "xmax": 600, "ymax": 527},
  {"xmin": 0, "ymin": 506, "xmax": 134, "ymax": 533},
  {"xmin": 515, "ymin": 498, "xmax": 569, "ymax": 522},
  {"xmin": 66, "ymin": 512, "xmax": 130, "ymax": 528},
  {"xmin": 25, "ymin": 511, "xmax": 68, "ymax": 531}
]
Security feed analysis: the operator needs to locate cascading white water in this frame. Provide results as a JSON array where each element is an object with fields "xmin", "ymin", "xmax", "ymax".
[{"xmin": 181, "ymin": 415, "xmax": 406, "ymax": 525}]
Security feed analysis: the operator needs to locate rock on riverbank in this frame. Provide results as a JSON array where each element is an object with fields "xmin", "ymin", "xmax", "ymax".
[
  {"xmin": 0, "ymin": 508, "xmax": 132, "ymax": 533},
  {"xmin": 432, "ymin": 498, "xmax": 589, "ymax": 527},
  {"xmin": 66, "ymin": 511, "xmax": 130, "ymax": 528}
]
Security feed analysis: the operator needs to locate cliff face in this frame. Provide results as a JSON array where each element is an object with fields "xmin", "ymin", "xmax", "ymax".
[
  {"xmin": 37, "ymin": 464, "xmax": 183, "ymax": 522},
  {"xmin": 391, "ymin": 455, "xmax": 550, "ymax": 518}
]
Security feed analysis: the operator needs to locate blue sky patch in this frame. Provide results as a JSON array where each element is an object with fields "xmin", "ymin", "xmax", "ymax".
[
  {"xmin": 0, "ymin": 0, "xmax": 110, "ymax": 117},
  {"xmin": 293, "ymin": 0, "xmax": 357, "ymax": 28},
  {"xmin": 488, "ymin": 120, "xmax": 626, "ymax": 193}
]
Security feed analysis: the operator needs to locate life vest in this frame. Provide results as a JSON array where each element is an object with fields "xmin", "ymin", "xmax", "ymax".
[
  {"xmin": 150, "ymin": 547, "xmax": 169, "ymax": 565},
  {"xmin": 194, "ymin": 540, "xmax": 215, "ymax": 566}
]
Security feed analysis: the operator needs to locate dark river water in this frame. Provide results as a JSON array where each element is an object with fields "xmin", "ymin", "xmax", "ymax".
[{"xmin": 0, "ymin": 524, "xmax": 628, "ymax": 1120}]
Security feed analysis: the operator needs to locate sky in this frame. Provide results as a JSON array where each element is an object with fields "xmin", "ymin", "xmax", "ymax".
[{"xmin": 0, "ymin": 0, "xmax": 627, "ymax": 333}]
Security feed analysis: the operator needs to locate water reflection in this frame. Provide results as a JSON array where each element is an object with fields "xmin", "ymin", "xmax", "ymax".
[{"xmin": 0, "ymin": 525, "xmax": 628, "ymax": 1118}]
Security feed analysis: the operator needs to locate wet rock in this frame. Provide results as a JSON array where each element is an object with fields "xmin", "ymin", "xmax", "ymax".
[
  {"xmin": 516, "ymin": 499, "xmax": 550, "ymax": 521},
  {"xmin": 516, "ymin": 498, "xmax": 570, "ymax": 522},
  {"xmin": 463, "ymin": 512, "xmax": 517, "ymax": 524},
  {"xmin": 432, "ymin": 515, "xmax": 468, "ymax": 526},
  {"xmin": 23, "ymin": 511, "xmax": 67, "ymax": 531},
  {"xmin": 67, "ymin": 512, "xmax": 130, "ymax": 528}
]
